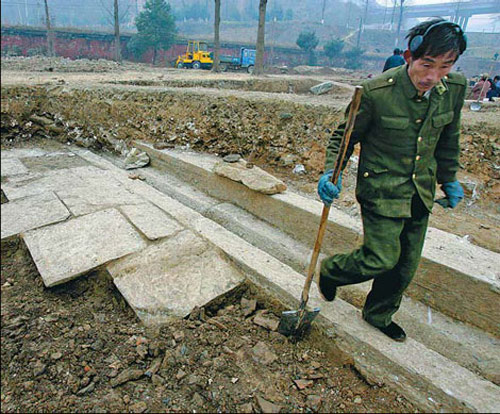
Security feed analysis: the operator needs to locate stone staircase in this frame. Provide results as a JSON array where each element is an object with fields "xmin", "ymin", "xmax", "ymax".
[{"xmin": 1, "ymin": 144, "xmax": 499, "ymax": 412}]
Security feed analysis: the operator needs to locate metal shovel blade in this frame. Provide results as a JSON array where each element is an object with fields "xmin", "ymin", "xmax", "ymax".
[
  {"xmin": 470, "ymin": 101, "xmax": 482, "ymax": 111},
  {"xmin": 278, "ymin": 307, "xmax": 320, "ymax": 337}
]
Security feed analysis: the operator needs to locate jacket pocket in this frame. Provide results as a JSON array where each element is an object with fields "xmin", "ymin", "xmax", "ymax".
[
  {"xmin": 381, "ymin": 116, "xmax": 409, "ymax": 130},
  {"xmin": 362, "ymin": 160, "xmax": 389, "ymax": 174},
  {"xmin": 432, "ymin": 111, "xmax": 454, "ymax": 128}
]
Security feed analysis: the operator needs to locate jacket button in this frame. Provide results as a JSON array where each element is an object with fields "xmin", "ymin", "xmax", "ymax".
[
  {"xmin": 363, "ymin": 172, "xmax": 369, "ymax": 178},
  {"xmin": 418, "ymin": 136, "xmax": 423, "ymax": 142},
  {"xmin": 415, "ymin": 118, "xmax": 423, "ymax": 124},
  {"xmin": 412, "ymin": 173, "xmax": 416, "ymax": 179},
  {"xmin": 415, "ymin": 155, "xmax": 421, "ymax": 161},
  {"xmin": 388, "ymin": 78, "xmax": 393, "ymax": 83}
]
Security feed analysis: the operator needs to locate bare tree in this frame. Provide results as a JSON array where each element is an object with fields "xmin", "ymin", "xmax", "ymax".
[
  {"xmin": 395, "ymin": 0, "xmax": 405, "ymax": 47},
  {"xmin": 100, "ymin": 0, "xmax": 131, "ymax": 62},
  {"xmin": 114, "ymin": 0, "xmax": 122, "ymax": 62},
  {"xmin": 212, "ymin": 0, "xmax": 221, "ymax": 72},
  {"xmin": 254, "ymin": 0, "xmax": 268, "ymax": 75},
  {"xmin": 44, "ymin": 0, "xmax": 55, "ymax": 57}
]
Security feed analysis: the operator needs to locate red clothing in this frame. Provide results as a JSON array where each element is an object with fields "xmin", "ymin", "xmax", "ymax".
[{"xmin": 471, "ymin": 80, "xmax": 491, "ymax": 100}]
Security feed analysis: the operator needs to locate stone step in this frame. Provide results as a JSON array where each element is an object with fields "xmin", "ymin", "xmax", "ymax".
[
  {"xmin": 134, "ymin": 141, "xmax": 500, "ymax": 336},
  {"xmin": 73, "ymin": 147, "xmax": 500, "ymax": 412},
  {"xmin": 106, "ymin": 157, "xmax": 499, "ymax": 386}
]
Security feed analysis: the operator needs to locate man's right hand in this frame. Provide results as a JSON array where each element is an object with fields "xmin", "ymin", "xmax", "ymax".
[{"xmin": 317, "ymin": 170, "xmax": 342, "ymax": 206}]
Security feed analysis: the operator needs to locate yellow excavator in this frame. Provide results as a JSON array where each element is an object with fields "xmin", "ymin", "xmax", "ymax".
[{"xmin": 175, "ymin": 40, "xmax": 213, "ymax": 70}]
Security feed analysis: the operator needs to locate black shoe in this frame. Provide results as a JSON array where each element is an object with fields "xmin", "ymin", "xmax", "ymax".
[
  {"xmin": 314, "ymin": 266, "xmax": 337, "ymax": 302},
  {"xmin": 368, "ymin": 321, "xmax": 406, "ymax": 342}
]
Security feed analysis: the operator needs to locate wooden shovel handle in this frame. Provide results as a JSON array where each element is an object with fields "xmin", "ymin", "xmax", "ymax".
[{"xmin": 300, "ymin": 86, "xmax": 363, "ymax": 305}]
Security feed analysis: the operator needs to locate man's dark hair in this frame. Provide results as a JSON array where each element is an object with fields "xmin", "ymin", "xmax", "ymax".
[
  {"xmin": 494, "ymin": 75, "xmax": 500, "ymax": 82},
  {"xmin": 406, "ymin": 18, "xmax": 467, "ymax": 60},
  {"xmin": 393, "ymin": 48, "xmax": 401, "ymax": 55}
]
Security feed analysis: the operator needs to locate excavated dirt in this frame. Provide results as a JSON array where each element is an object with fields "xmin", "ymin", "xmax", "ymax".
[
  {"xmin": 0, "ymin": 238, "xmax": 417, "ymax": 413},
  {"xmin": 2, "ymin": 57, "xmax": 499, "ymax": 253}
]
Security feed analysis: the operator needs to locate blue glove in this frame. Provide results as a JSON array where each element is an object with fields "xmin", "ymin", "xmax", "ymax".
[
  {"xmin": 436, "ymin": 181, "xmax": 464, "ymax": 209},
  {"xmin": 317, "ymin": 170, "xmax": 342, "ymax": 206}
]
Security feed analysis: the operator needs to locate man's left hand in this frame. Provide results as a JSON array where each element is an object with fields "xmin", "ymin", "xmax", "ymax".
[{"xmin": 436, "ymin": 181, "xmax": 464, "ymax": 208}]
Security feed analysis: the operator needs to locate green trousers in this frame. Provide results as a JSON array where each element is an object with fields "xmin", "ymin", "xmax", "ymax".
[{"xmin": 320, "ymin": 195, "xmax": 430, "ymax": 328}]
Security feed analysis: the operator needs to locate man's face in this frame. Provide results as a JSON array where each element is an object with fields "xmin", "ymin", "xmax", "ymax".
[{"xmin": 406, "ymin": 50, "xmax": 457, "ymax": 94}]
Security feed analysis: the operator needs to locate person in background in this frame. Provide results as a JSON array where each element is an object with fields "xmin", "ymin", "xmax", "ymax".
[
  {"xmin": 486, "ymin": 75, "xmax": 500, "ymax": 101},
  {"xmin": 382, "ymin": 48, "xmax": 406, "ymax": 72},
  {"xmin": 470, "ymin": 74, "xmax": 491, "ymax": 100}
]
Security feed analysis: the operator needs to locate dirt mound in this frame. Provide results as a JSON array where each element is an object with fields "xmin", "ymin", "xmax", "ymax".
[{"xmin": 0, "ymin": 56, "xmax": 147, "ymax": 73}]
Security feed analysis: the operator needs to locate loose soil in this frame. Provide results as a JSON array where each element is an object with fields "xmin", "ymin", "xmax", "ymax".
[{"xmin": 0, "ymin": 237, "xmax": 417, "ymax": 413}]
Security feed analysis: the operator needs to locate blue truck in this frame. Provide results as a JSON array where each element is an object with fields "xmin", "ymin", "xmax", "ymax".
[{"xmin": 219, "ymin": 47, "xmax": 256, "ymax": 74}]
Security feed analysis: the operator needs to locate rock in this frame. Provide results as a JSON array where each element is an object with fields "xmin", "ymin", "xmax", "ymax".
[
  {"xmin": 129, "ymin": 401, "xmax": 147, "ymax": 413},
  {"xmin": 241, "ymin": 298, "xmax": 257, "ymax": 317},
  {"xmin": 282, "ymin": 154, "xmax": 298, "ymax": 166},
  {"xmin": 279, "ymin": 112, "xmax": 293, "ymax": 120},
  {"xmin": 123, "ymin": 395, "xmax": 131, "ymax": 404},
  {"xmin": 192, "ymin": 392, "xmax": 205, "ymax": 407},
  {"xmin": 33, "ymin": 361, "xmax": 46, "ymax": 377},
  {"xmin": 175, "ymin": 369, "xmax": 186, "ymax": 380},
  {"xmin": 255, "ymin": 396, "xmax": 281, "ymax": 413},
  {"xmin": 223, "ymin": 154, "xmax": 241, "ymax": 163},
  {"xmin": 145, "ymin": 356, "xmax": 162, "ymax": 377},
  {"xmin": 173, "ymin": 331, "xmax": 185, "ymax": 342},
  {"xmin": 76, "ymin": 382, "xmax": 95, "ymax": 396},
  {"xmin": 293, "ymin": 379, "xmax": 313, "ymax": 390},
  {"xmin": 253, "ymin": 311, "xmax": 280, "ymax": 331},
  {"xmin": 306, "ymin": 395, "xmax": 322, "ymax": 411},
  {"xmin": 124, "ymin": 148, "xmax": 150, "ymax": 170},
  {"xmin": 110, "ymin": 368, "xmax": 143, "ymax": 387},
  {"xmin": 251, "ymin": 342, "xmax": 278, "ymax": 365},
  {"xmin": 213, "ymin": 160, "xmax": 287, "ymax": 195},
  {"xmin": 310, "ymin": 81, "xmax": 334, "ymax": 95},
  {"xmin": 151, "ymin": 374, "xmax": 165, "ymax": 386},
  {"xmin": 237, "ymin": 402, "xmax": 254, "ymax": 413},
  {"xmin": 354, "ymin": 396, "xmax": 362, "ymax": 404},
  {"xmin": 187, "ymin": 374, "xmax": 201, "ymax": 385},
  {"xmin": 292, "ymin": 164, "xmax": 306, "ymax": 175},
  {"xmin": 136, "ymin": 343, "xmax": 148, "ymax": 359}
]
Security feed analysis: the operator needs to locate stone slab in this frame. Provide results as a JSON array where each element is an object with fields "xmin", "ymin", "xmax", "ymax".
[
  {"xmin": 310, "ymin": 81, "xmax": 334, "ymax": 95},
  {"xmin": 1, "ymin": 192, "xmax": 70, "ymax": 239},
  {"xmin": 213, "ymin": 159, "xmax": 287, "ymax": 195},
  {"xmin": 22, "ymin": 208, "xmax": 146, "ymax": 287},
  {"xmin": 193, "ymin": 217, "xmax": 500, "ymax": 413},
  {"xmin": 107, "ymin": 230, "xmax": 244, "ymax": 325},
  {"xmin": 1, "ymin": 166, "xmax": 107, "ymax": 200},
  {"xmin": 120, "ymin": 203, "xmax": 183, "ymax": 240},
  {"xmin": 1, "ymin": 158, "xmax": 29, "ymax": 177},
  {"xmin": 134, "ymin": 141, "xmax": 500, "ymax": 334}
]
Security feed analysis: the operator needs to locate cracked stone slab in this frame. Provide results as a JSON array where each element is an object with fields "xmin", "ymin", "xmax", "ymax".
[
  {"xmin": 1, "ymin": 192, "xmax": 70, "ymax": 239},
  {"xmin": 108, "ymin": 230, "xmax": 245, "ymax": 326},
  {"xmin": 1, "ymin": 166, "xmax": 107, "ymax": 200},
  {"xmin": 1, "ymin": 158, "xmax": 29, "ymax": 177},
  {"xmin": 23, "ymin": 208, "xmax": 146, "ymax": 287},
  {"xmin": 120, "ymin": 203, "xmax": 183, "ymax": 240}
]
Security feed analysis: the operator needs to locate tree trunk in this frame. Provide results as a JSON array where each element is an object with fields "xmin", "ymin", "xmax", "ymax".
[
  {"xmin": 212, "ymin": 0, "xmax": 221, "ymax": 72},
  {"xmin": 395, "ymin": 0, "xmax": 404, "ymax": 47},
  {"xmin": 44, "ymin": 0, "xmax": 55, "ymax": 57},
  {"xmin": 152, "ymin": 47, "xmax": 157, "ymax": 65},
  {"xmin": 114, "ymin": 0, "xmax": 122, "ymax": 62},
  {"xmin": 254, "ymin": 0, "xmax": 268, "ymax": 75}
]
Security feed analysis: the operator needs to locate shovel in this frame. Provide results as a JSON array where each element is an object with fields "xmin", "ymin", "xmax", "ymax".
[{"xmin": 278, "ymin": 86, "xmax": 364, "ymax": 337}]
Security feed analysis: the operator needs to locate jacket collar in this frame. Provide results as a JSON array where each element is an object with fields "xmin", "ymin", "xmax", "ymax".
[{"xmin": 397, "ymin": 64, "xmax": 448, "ymax": 100}]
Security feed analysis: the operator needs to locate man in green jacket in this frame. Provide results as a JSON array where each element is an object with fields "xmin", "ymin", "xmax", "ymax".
[{"xmin": 316, "ymin": 18, "xmax": 468, "ymax": 342}]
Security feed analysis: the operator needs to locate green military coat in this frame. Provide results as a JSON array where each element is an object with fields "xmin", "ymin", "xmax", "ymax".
[{"xmin": 325, "ymin": 64, "xmax": 467, "ymax": 218}]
